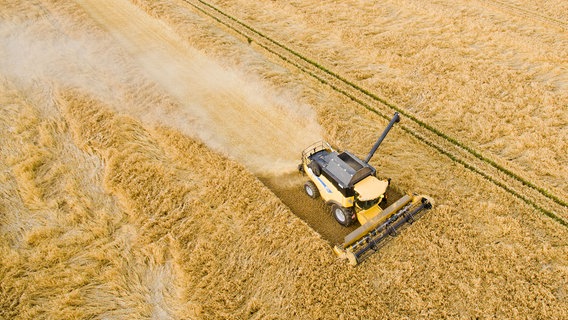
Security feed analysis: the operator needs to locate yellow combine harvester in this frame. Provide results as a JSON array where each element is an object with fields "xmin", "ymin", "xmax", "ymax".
[{"xmin": 299, "ymin": 112, "xmax": 432, "ymax": 265}]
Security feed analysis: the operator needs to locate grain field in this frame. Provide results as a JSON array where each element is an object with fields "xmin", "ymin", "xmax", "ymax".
[{"xmin": 1, "ymin": 0, "xmax": 567, "ymax": 319}]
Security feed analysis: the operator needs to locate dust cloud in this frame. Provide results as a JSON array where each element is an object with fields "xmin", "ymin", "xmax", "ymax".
[
  {"xmin": 0, "ymin": 1, "xmax": 321, "ymax": 176},
  {"xmin": 76, "ymin": 0, "xmax": 322, "ymax": 175}
]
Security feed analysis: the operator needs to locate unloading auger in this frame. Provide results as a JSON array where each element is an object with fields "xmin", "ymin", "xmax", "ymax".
[{"xmin": 299, "ymin": 112, "xmax": 432, "ymax": 265}]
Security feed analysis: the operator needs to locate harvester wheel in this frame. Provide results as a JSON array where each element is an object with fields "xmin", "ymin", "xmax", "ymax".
[
  {"xmin": 379, "ymin": 195, "xmax": 388, "ymax": 209},
  {"xmin": 304, "ymin": 181, "xmax": 319, "ymax": 199},
  {"xmin": 331, "ymin": 204, "xmax": 353, "ymax": 227}
]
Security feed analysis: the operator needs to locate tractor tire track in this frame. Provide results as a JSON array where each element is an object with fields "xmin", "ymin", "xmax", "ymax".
[
  {"xmin": 483, "ymin": 0, "xmax": 567, "ymax": 31},
  {"xmin": 180, "ymin": 0, "xmax": 568, "ymax": 227}
]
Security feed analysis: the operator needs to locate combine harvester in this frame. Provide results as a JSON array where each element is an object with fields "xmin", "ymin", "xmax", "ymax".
[{"xmin": 299, "ymin": 112, "xmax": 432, "ymax": 265}]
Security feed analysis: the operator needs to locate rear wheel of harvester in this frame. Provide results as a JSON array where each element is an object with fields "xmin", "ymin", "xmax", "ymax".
[
  {"xmin": 331, "ymin": 204, "xmax": 353, "ymax": 227},
  {"xmin": 304, "ymin": 181, "xmax": 319, "ymax": 199}
]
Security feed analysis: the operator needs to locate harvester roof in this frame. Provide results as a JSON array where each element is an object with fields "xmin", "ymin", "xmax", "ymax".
[{"xmin": 310, "ymin": 150, "xmax": 376, "ymax": 189}]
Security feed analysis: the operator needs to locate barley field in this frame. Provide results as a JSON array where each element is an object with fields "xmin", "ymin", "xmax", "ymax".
[{"xmin": 1, "ymin": 0, "xmax": 567, "ymax": 319}]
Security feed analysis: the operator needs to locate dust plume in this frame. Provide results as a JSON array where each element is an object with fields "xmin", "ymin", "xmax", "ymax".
[
  {"xmin": 75, "ymin": 0, "xmax": 322, "ymax": 175},
  {"xmin": 0, "ymin": 0, "xmax": 321, "ymax": 176}
]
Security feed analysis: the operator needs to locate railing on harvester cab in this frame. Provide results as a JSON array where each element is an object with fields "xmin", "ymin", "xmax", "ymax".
[{"xmin": 301, "ymin": 141, "xmax": 333, "ymax": 163}]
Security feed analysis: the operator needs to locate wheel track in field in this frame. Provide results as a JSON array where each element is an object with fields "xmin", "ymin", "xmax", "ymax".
[
  {"xmin": 483, "ymin": 0, "xmax": 567, "ymax": 31},
  {"xmin": 180, "ymin": 0, "xmax": 568, "ymax": 227}
]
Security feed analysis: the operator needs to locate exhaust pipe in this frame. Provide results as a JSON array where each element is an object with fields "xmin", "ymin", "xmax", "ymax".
[{"xmin": 364, "ymin": 112, "xmax": 400, "ymax": 163}]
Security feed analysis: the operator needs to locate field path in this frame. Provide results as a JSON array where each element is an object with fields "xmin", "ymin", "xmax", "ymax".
[{"xmin": 75, "ymin": 0, "xmax": 320, "ymax": 175}]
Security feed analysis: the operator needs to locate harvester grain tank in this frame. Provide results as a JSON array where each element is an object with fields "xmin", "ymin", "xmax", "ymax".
[{"xmin": 299, "ymin": 112, "xmax": 432, "ymax": 265}]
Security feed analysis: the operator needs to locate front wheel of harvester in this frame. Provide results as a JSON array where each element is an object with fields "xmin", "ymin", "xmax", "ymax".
[
  {"xmin": 304, "ymin": 181, "xmax": 319, "ymax": 199},
  {"xmin": 332, "ymin": 204, "xmax": 353, "ymax": 227}
]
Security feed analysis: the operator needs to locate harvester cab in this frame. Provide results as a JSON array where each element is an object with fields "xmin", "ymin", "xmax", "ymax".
[{"xmin": 299, "ymin": 112, "xmax": 432, "ymax": 265}]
